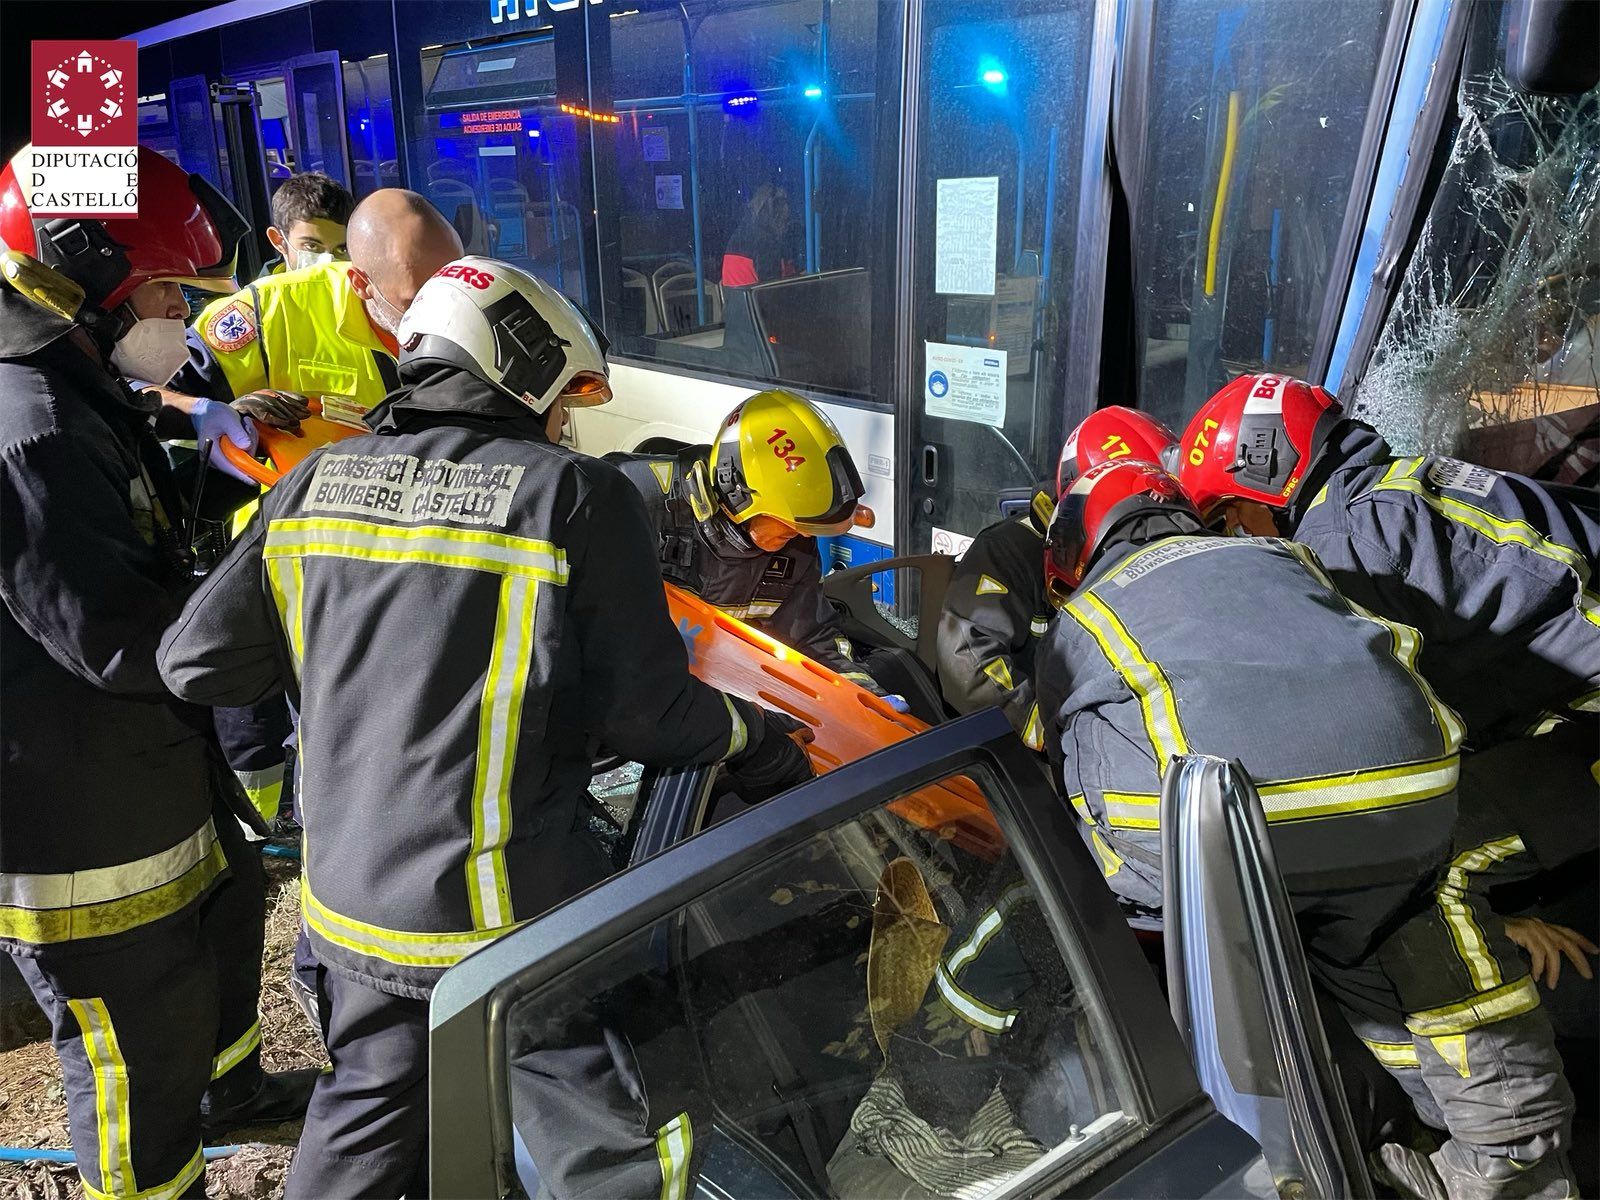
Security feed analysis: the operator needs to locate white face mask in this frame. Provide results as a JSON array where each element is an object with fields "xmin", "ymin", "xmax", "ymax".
[
  {"xmin": 111, "ymin": 317, "xmax": 189, "ymax": 385},
  {"xmin": 292, "ymin": 249, "xmax": 336, "ymax": 271}
]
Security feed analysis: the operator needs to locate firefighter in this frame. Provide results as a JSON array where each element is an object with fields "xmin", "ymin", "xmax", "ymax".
[
  {"xmin": 1035, "ymin": 459, "xmax": 1577, "ymax": 1200},
  {"xmin": 1176, "ymin": 373, "xmax": 1600, "ymax": 745},
  {"xmin": 0, "ymin": 147, "xmax": 317, "ymax": 1200},
  {"xmin": 605, "ymin": 390, "xmax": 904, "ymax": 706},
  {"xmin": 1178, "ymin": 374, "xmax": 1599, "ymax": 1181},
  {"xmin": 937, "ymin": 406, "xmax": 1176, "ymax": 748},
  {"xmin": 157, "ymin": 257, "xmax": 815, "ymax": 1197},
  {"xmin": 154, "ymin": 189, "xmax": 462, "ymax": 832}
]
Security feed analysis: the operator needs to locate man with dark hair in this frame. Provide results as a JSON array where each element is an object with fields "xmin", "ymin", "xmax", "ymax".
[{"xmin": 264, "ymin": 172, "xmax": 354, "ymax": 274}]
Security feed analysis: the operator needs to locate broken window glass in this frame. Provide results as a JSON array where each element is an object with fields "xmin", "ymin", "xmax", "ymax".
[{"xmin": 1350, "ymin": 1, "xmax": 1600, "ymax": 484}]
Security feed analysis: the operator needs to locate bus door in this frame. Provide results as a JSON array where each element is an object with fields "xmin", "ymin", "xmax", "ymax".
[
  {"xmin": 284, "ymin": 52, "xmax": 355, "ymax": 191},
  {"xmin": 169, "ymin": 73, "xmax": 274, "ymax": 282},
  {"xmin": 898, "ymin": 0, "xmax": 1113, "ymax": 554}
]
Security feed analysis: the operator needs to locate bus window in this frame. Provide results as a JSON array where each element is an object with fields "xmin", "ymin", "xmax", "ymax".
[
  {"xmin": 904, "ymin": 0, "xmax": 1098, "ymax": 550},
  {"xmin": 1351, "ymin": 0, "xmax": 1599, "ymax": 483},
  {"xmin": 1133, "ymin": 0, "xmax": 1397, "ymax": 429},
  {"xmin": 597, "ymin": 0, "xmax": 890, "ymax": 403},
  {"xmin": 138, "ymin": 92, "xmax": 179, "ymax": 165},
  {"xmin": 240, "ymin": 73, "xmax": 297, "ymax": 186},
  {"xmin": 284, "ymin": 52, "xmax": 354, "ymax": 190},
  {"xmin": 411, "ymin": 29, "xmax": 587, "ymax": 307},
  {"xmin": 344, "ymin": 54, "xmax": 400, "ymax": 199}
]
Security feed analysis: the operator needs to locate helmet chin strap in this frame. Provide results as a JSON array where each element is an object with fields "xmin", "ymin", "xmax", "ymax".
[{"xmin": 701, "ymin": 509, "xmax": 766, "ymax": 560}]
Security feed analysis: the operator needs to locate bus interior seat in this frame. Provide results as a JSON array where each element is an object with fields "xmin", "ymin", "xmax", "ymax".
[
  {"xmin": 651, "ymin": 259, "xmax": 694, "ymax": 322},
  {"xmin": 661, "ymin": 273, "xmax": 723, "ymax": 334}
]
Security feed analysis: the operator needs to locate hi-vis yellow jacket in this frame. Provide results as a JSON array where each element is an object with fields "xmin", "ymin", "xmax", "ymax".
[{"xmin": 171, "ymin": 259, "xmax": 398, "ymax": 412}]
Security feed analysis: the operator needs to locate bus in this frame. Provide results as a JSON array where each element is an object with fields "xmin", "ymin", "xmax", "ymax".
[{"xmin": 131, "ymin": 0, "xmax": 1599, "ymax": 574}]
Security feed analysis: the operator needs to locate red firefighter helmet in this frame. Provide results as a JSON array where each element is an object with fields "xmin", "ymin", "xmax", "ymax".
[
  {"xmin": 0, "ymin": 145, "xmax": 247, "ymax": 314},
  {"xmin": 1177, "ymin": 373, "xmax": 1341, "ymax": 520},
  {"xmin": 1058, "ymin": 406, "xmax": 1179, "ymax": 494},
  {"xmin": 1044, "ymin": 459, "xmax": 1196, "ymax": 607}
]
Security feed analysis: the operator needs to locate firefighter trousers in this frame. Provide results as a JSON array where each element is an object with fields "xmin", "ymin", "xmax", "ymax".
[
  {"xmin": 9, "ymin": 808, "xmax": 268, "ymax": 1199},
  {"xmin": 283, "ymin": 970, "xmax": 430, "ymax": 1200},
  {"xmin": 1297, "ymin": 807, "xmax": 1579, "ymax": 1197}
]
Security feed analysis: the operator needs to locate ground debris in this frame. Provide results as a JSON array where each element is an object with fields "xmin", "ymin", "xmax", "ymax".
[{"xmin": 0, "ymin": 854, "xmax": 311, "ymax": 1199}]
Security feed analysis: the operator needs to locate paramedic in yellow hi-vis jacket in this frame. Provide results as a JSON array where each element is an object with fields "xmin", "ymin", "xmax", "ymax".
[{"xmin": 156, "ymin": 189, "xmax": 463, "ymax": 830}]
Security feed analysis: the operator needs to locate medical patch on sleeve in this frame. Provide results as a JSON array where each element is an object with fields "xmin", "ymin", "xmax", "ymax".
[
  {"xmin": 1426, "ymin": 457, "xmax": 1498, "ymax": 498},
  {"xmin": 976, "ymin": 575, "xmax": 1009, "ymax": 596},
  {"xmin": 206, "ymin": 301, "xmax": 258, "ymax": 352}
]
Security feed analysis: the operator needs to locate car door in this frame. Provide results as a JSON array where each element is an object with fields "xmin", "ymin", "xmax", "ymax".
[
  {"xmin": 431, "ymin": 709, "xmax": 1272, "ymax": 1199},
  {"xmin": 1161, "ymin": 753, "xmax": 1376, "ymax": 1199}
]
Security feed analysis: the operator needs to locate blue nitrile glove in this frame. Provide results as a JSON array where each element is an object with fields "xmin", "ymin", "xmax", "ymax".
[
  {"xmin": 190, "ymin": 397, "xmax": 259, "ymax": 484},
  {"xmin": 883, "ymin": 694, "xmax": 912, "ymax": 713}
]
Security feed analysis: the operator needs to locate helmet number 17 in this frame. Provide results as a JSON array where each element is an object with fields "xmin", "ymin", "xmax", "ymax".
[{"xmin": 767, "ymin": 427, "xmax": 807, "ymax": 472}]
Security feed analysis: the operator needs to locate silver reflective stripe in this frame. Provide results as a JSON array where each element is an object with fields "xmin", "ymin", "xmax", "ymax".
[
  {"xmin": 1257, "ymin": 758, "xmax": 1458, "ymax": 822},
  {"xmin": 68, "ymin": 997, "xmax": 133, "ymax": 1196},
  {"xmin": 302, "ymin": 880, "xmax": 518, "ymax": 968},
  {"xmin": 935, "ymin": 963, "xmax": 1017, "ymax": 1034},
  {"xmin": 946, "ymin": 883, "xmax": 1029, "ymax": 974},
  {"xmin": 0, "ymin": 821, "xmax": 218, "ymax": 910}
]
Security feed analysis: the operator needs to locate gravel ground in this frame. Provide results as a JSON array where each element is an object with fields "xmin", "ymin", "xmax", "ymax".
[{"xmin": 0, "ymin": 855, "xmax": 314, "ymax": 1200}]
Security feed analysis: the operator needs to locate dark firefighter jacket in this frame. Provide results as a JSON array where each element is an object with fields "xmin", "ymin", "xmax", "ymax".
[
  {"xmin": 0, "ymin": 291, "xmax": 222, "ymax": 953},
  {"xmin": 1036, "ymin": 530, "xmax": 1464, "ymax": 912},
  {"xmin": 936, "ymin": 488, "xmax": 1054, "ymax": 749},
  {"xmin": 158, "ymin": 372, "xmax": 759, "ymax": 999},
  {"xmin": 1289, "ymin": 423, "xmax": 1600, "ymax": 744},
  {"xmin": 606, "ymin": 449, "xmax": 883, "ymax": 692}
]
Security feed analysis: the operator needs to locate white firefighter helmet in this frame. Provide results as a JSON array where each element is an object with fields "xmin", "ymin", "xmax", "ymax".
[{"xmin": 397, "ymin": 256, "xmax": 611, "ymax": 416}]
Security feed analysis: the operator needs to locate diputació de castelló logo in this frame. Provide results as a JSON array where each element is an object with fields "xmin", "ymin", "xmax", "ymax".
[{"xmin": 26, "ymin": 40, "xmax": 141, "ymax": 218}]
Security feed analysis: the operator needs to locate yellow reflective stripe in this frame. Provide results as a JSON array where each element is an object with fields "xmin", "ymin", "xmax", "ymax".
[
  {"xmin": 935, "ymin": 962, "xmax": 1018, "ymax": 1033},
  {"xmin": 302, "ymin": 879, "xmax": 520, "ymax": 969},
  {"xmin": 1406, "ymin": 976, "xmax": 1541, "ymax": 1036},
  {"xmin": 1021, "ymin": 703, "xmax": 1044, "ymax": 752},
  {"xmin": 0, "ymin": 824, "xmax": 225, "ymax": 944},
  {"xmin": 1257, "ymin": 755, "xmax": 1459, "ymax": 823},
  {"xmin": 80, "ymin": 1146, "xmax": 204, "ymax": 1200},
  {"xmin": 1067, "ymin": 591, "xmax": 1189, "ymax": 769},
  {"xmin": 266, "ymin": 557, "xmax": 305, "ymax": 676},
  {"xmin": 212, "ymin": 1019, "xmax": 261, "ymax": 1081},
  {"xmin": 718, "ymin": 600, "xmax": 782, "ymax": 621},
  {"xmin": 1361, "ymin": 1037, "xmax": 1420, "ymax": 1069},
  {"xmin": 1090, "ymin": 830, "xmax": 1123, "ymax": 879},
  {"xmin": 68, "ymin": 998, "xmax": 134, "ymax": 1196},
  {"xmin": 981, "ymin": 656, "xmax": 1015, "ymax": 692},
  {"xmin": 1304, "ymin": 484, "xmax": 1330, "ymax": 514},
  {"xmin": 235, "ymin": 765, "xmax": 285, "ymax": 823},
  {"xmin": 1571, "ymin": 688, "xmax": 1600, "ymax": 714},
  {"xmin": 264, "ymin": 517, "xmax": 569, "ymax": 584},
  {"xmin": 946, "ymin": 883, "xmax": 1028, "ymax": 975},
  {"xmin": 466, "ymin": 576, "xmax": 537, "ymax": 931},
  {"xmin": 1374, "ymin": 462, "xmax": 1600, "ymax": 623},
  {"xmin": 1283, "ymin": 541, "xmax": 1464, "ymax": 753},
  {"xmin": 1438, "ymin": 834, "xmax": 1526, "ymax": 992},
  {"xmin": 655, "ymin": 1112, "xmax": 693, "ymax": 1200},
  {"xmin": 722, "ymin": 696, "xmax": 748, "ymax": 759},
  {"xmin": 1103, "ymin": 790, "xmax": 1160, "ymax": 830},
  {"xmin": 1430, "ymin": 1034, "xmax": 1471, "ymax": 1078}
]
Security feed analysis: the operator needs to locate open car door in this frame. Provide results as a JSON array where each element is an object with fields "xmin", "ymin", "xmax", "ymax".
[
  {"xmin": 1161, "ymin": 754, "xmax": 1375, "ymax": 1199},
  {"xmin": 430, "ymin": 711, "xmax": 1271, "ymax": 1199}
]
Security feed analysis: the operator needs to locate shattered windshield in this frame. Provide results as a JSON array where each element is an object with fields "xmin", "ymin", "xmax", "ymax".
[{"xmin": 1351, "ymin": 2, "xmax": 1600, "ymax": 484}]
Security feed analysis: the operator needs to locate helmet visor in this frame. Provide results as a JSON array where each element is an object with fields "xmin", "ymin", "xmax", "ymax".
[
  {"xmin": 788, "ymin": 444, "xmax": 865, "ymax": 536},
  {"xmin": 561, "ymin": 370, "xmax": 612, "ymax": 407}
]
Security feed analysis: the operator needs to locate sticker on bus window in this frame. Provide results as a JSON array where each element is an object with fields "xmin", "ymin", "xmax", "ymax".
[
  {"xmin": 655, "ymin": 174, "xmax": 683, "ymax": 210},
  {"xmin": 925, "ymin": 341, "xmax": 1007, "ymax": 429},
  {"xmin": 642, "ymin": 127, "xmax": 670, "ymax": 162}
]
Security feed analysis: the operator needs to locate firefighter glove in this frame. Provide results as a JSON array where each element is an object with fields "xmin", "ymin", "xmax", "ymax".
[
  {"xmin": 234, "ymin": 389, "xmax": 312, "ymax": 432},
  {"xmin": 728, "ymin": 701, "xmax": 815, "ymax": 794}
]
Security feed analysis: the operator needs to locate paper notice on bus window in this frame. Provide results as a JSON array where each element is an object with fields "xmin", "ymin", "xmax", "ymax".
[
  {"xmin": 925, "ymin": 341, "xmax": 1007, "ymax": 428},
  {"xmin": 935, "ymin": 177, "xmax": 998, "ymax": 296},
  {"xmin": 642, "ymin": 128, "xmax": 670, "ymax": 161},
  {"xmin": 655, "ymin": 175, "xmax": 684, "ymax": 209}
]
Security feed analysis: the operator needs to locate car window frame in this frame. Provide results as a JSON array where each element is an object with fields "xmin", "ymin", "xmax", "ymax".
[{"xmin": 430, "ymin": 709, "xmax": 1235, "ymax": 1198}]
